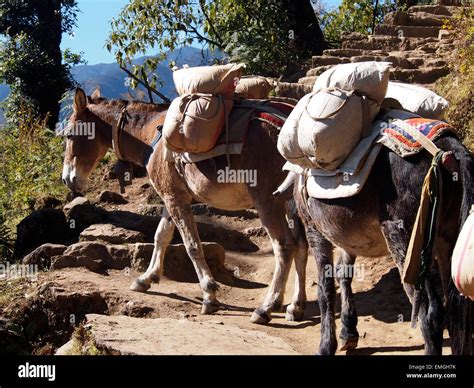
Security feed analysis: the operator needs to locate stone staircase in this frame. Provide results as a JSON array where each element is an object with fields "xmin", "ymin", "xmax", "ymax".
[{"xmin": 276, "ymin": 4, "xmax": 468, "ymax": 100}]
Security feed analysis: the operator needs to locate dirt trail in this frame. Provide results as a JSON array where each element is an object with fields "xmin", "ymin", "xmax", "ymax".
[
  {"xmin": 4, "ymin": 167, "xmax": 453, "ymax": 355},
  {"xmin": 44, "ymin": 250, "xmax": 450, "ymax": 355}
]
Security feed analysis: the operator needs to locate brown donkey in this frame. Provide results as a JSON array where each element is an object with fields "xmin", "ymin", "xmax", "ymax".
[{"xmin": 62, "ymin": 88, "xmax": 308, "ymax": 322}]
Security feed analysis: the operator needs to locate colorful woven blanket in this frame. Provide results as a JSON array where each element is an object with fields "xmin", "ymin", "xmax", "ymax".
[{"xmin": 379, "ymin": 116, "xmax": 455, "ymax": 158}]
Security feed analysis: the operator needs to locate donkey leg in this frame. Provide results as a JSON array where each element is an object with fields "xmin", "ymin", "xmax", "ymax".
[
  {"xmin": 250, "ymin": 203, "xmax": 296, "ymax": 325},
  {"xmin": 380, "ymin": 220, "xmax": 444, "ymax": 355},
  {"xmin": 418, "ymin": 276, "xmax": 445, "ymax": 355},
  {"xmin": 167, "ymin": 201, "xmax": 220, "ymax": 315},
  {"xmin": 286, "ymin": 218, "xmax": 309, "ymax": 322},
  {"xmin": 336, "ymin": 249, "xmax": 359, "ymax": 351},
  {"xmin": 308, "ymin": 224, "xmax": 337, "ymax": 355},
  {"xmin": 130, "ymin": 216, "xmax": 175, "ymax": 293}
]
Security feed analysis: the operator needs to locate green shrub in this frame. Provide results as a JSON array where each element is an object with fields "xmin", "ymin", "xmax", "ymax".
[
  {"xmin": 321, "ymin": 0, "xmax": 397, "ymax": 47},
  {"xmin": 435, "ymin": 7, "xmax": 473, "ymax": 150},
  {"xmin": 0, "ymin": 102, "xmax": 66, "ymax": 232}
]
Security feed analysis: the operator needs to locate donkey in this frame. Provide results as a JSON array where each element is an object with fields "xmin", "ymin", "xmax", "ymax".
[
  {"xmin": 62, "ymin": 88, "xmax": 308, "ymax": 322},
  {"xmin": 292, "ymin": 133, "xmax": 473, "ymax": 355}
]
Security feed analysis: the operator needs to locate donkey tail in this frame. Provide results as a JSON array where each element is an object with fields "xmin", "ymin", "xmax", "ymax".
[{"xmin": 446, "ymin": 146, "xmax": 474, "ymax": 355}]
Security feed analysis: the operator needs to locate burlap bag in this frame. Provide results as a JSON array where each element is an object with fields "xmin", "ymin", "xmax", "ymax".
[
  {"xmin": 313, "ymin": 61, "xmax": 391, "ymax": 104},
  {"xmin": 451, "ymin": 207, "xmax": 474, "ymax": 301},
  {"xmin": 235, "ymin": 76, "xmax": 273, "ymax": 99},
  {"xmin": 163, "ymin": 94, "xmax": 234, "ymax": 153},
  {"xmin": 173, "ymin": 63, "xmax": 245, "ymax": 97},
  {"xmin": 385, "ymin": 82, "xmax": 449, "ymax": 119},
  {"xmin": 278, "ymin": 89, "xmax": 379, "ymax": 170}
]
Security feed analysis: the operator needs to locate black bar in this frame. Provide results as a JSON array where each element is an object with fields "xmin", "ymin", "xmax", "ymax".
[{"xmin": 0, "ymin": 356, "xmax": 472, "ymax": 387}]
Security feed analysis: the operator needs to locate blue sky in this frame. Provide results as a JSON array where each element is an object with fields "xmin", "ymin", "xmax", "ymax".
[{"xmin": 62, "ymin": 0, "xmax": 342, "ymax": 66}]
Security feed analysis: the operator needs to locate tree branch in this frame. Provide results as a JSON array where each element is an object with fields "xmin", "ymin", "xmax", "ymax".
[
  {"xmin": 177, "ymin": 24, "xmax": 224, "ymax": 49},
  {"xmin": 198, "ymin": 1, "xmax": 224, "ymax": 47},
  {"xmin": 120, "ymin": 65, "xmax": 171, "ymax": 104}
]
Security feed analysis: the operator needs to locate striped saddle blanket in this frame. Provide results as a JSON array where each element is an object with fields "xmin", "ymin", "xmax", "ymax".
[{"xmin": 379, "ymin": 110, "xmax": 456, "ymax": 157}]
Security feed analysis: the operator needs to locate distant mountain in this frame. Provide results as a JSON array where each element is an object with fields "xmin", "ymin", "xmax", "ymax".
[
  {"xmin": 72, "ymin": 46, "xmax": 222, "ymax": 101},
  {"xmin": 0, "ymin": 46, "xmax": 222, "ymax": 121}
]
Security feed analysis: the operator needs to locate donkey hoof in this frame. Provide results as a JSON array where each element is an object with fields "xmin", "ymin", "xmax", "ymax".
[
  {"xmin": 130, "ymin": 278, "xmax": 150, "ymax": 293},
  {"xmin": 285, "ymin": 304, "xmax": 305, "ymax": 322},
  {"xmin": 250, "ymin": 308, "xmax": 272, "ymax": 325},
  {"xmin": 339, "ymin": 336, "xmax": 359, "ymax": 351},
  {"xmin": 201, "ymin": 300, "xmax": 220, "ymax": 315}
]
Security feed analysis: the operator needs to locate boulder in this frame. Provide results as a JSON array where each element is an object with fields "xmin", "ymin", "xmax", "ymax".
[
  {"xmin": 14, "ymin": 209, "xmax": 70, "ymax": 258},
  {"xmin": 50, "ymin": 255, "xmax": 106, "ymax": 274},
  {"xmin": 81, "ymin": 314, "xmax": 300, "ymax": 355},
  {"xmin": 80, "ymin": 224, "xmax": 145, "ymax": 244},
  {"xmin": 98, "ymin": 191, "xmax": 128, "ymax": 205},
  {"xmin": 22, "ymin": 244, "xmax": 68, "ymax": 269},
  {"xmin": 64, "ymin": 197, "xmax": 107, "ymax": 235},
  {"xmin": 63, "ymin": 242, "xmax": 131, "ymax": 270}
]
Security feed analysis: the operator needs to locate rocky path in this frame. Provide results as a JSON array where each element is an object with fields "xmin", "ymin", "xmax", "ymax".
[{"xmin": 276, "ymin": 4, "xmax": 465, "ymax": 100}]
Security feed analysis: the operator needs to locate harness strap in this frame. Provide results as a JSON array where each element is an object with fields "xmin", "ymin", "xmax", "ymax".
[{"xmin": 113, "ymin": 107, "xmax": 130, "ymax": 160}]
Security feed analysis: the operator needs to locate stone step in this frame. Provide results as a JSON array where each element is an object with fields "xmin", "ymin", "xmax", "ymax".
[
  {"xmin": 390, "ymin": 67, "xmax": 450, "ymax": 84},
  {"xmin": 417, "ymin": 44, "xmax": 438, "ymax": 54},
  {"xmin": 374, "ymin": 24, "xmax": 444, "ymax": 38},
  {"xmin": 408, "ymin": 5, "xmax": 465, "ymax": 17},
  {"xmin": 311, "ymin": 55, "xmax": 350, "ymax": 67},
  {"xmin": 342, "ymin": 34, "xmax": 440, "ymax": 51},
  {"xmin": 384, "ymin": 11, "xmax": 448, "ymax": 27},
  {"xmin": 436, "ymin": 42, "xmax": 457, "ymax": 56},
  {"xmin": 323, "ymin": 48, "xmax": 366, "ymax": 57}
]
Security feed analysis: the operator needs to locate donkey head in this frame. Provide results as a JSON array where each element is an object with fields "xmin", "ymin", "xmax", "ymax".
[{"xmin": 62, "ymin": 88, "xmax": 110, "ymax": 193}]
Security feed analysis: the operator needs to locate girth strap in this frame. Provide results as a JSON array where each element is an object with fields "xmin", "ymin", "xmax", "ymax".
[{"xmin": 113, "ymin": 107, "xmax": 131, "ymax": 160}]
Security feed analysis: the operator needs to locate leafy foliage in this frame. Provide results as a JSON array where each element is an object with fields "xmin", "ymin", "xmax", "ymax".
[
  {"xmin": 106, "ymin": 0, "xmax": 324, "ymax": 94},
  {"xmin": 0, "ymin": 103, "xmax": 67, "ymax": 232},
  {"xmin": 206, "ymin": 1, "xmax": 304, "ymax": 76},
  {"xmin": 0, "ymin": 0, "xmax": 82, "ymax": 127},
  {"xmin": 0, "ymin": 211, "xmax": 13, "ymax": 261},
  {"xmin": 435, "ymin": 7, "xmax": 474, "ymax": 150},
  {"xmin": 321, "ymin": 0, "xmax": 397, "ymax": 47}
]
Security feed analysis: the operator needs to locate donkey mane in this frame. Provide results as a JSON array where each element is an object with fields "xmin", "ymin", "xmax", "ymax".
[{"xmin": 86, "ymin": 96, "xmax": 170, "ymax": 136}]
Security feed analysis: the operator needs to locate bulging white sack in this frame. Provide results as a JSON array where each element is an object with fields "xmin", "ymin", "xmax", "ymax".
[
  {"xmin": 278, "ymin": 89, "xmax": 380, "ymax": 170},
  {"xmin": 385, "ymin": 82, "xmax": 449, "ymax": 119},
  {"xmin": 313, "ymin": 61, "xmax": 391, "ymax": 104},
  {"xmin": 451, "ymin": 207, "xmax": 474, "ymax": 301},
  {"xmin": 173, "ymin": 63, "xmax": 245, "ymax": 97},
  {"xmin": 163, "ymin": 94, "xmax": 233, "ymax": 153}
]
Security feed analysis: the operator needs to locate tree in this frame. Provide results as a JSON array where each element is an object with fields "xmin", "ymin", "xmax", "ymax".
[
  {"xmin": 321, "ymin": 0, "xmax": 397, "ymax": 47},
  {"xmin": 106, "ymin": 0, "xmax": 325, "ymax": 100},
  {"xmin": 0, "ymin": 0, "xmax": 82, "ymax": 128}
]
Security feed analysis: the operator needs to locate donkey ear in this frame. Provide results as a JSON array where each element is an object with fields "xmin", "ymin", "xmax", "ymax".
[
  {"xmin": 74, "ymin": 88, "xmax": 87, "ymax": 113},
  {"xmin": 91, "ymin": 87, "xmax": 101, "ymax": 100}
]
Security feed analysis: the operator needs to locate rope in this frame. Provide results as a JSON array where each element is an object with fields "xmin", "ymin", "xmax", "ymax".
[
  {"xmin": 304, "ymin": 88, "xmax": 354, "ymax": 120},
  {"xmin": 410, "ymin": 150, "xmax": 444, "ymax": 327},
  {"xmin": 416, "ymin": 151, "xmax": 444, "ymax": 290}
]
